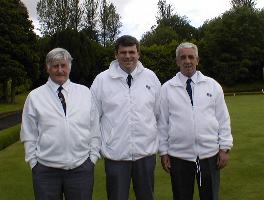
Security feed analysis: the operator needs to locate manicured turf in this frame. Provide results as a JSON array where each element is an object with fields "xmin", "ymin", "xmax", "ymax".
[
  {"xmin": 0, "ymin": 93, "xmax": 28, "ymax": 114},
  {"xmin": 0, "ymin": 94, "xmax": 263, "ymax": 199}
]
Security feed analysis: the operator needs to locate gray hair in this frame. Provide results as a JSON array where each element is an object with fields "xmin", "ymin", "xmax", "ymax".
[
  {"xmin": 46, "ymin": 48, "xmax": 73, "ymax": 69},
  {"xmin": 176, "ymin": 42, "xmax": 198, "ymax": 58}
]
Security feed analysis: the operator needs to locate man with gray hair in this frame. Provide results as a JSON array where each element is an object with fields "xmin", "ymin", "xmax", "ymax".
[
  {"xmin": 158, "ymin": 42, "xmax": 233, "ymax": 200},
  {"xmin": 20, "ymin": 47, "xmax": 100, "ymax": 200}
]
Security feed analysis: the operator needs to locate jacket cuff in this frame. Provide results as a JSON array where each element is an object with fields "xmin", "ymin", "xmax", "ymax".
[
  {"xmin": 90, "ymin": 155, "xmax": 98, "ymax": 165},
  {"xmin": 29, "ymin": 159, "xmax": 37, "ymax": 169}
]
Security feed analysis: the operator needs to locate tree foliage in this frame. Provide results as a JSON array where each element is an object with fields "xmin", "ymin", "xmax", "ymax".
[
  {"xmin": 0, "ymin": 0, "xmax": 39, "ymax": 102},
  {"xmin": 37, "ymin": 0, "xmax": 83, "ymax": 35},
  {"xmin": 231, "ymin": 0, "xmax": 256, "ymax": 8},
  {"xmin": 199, "ymin": 6, "xmax": 264, "ymax": 85},
  {"xmin": 156, "ymin": 0, "xmax": 174, "ymax": 22},
  {"xmin": 37, "ymin": 0, "xmax": 122, "ymax": 45},
  {"xmin": 141, "ymin": 14, "xmax": 197, "ymax": 46},
  {"xmin": 141, "ymin": 0, "xmax": 264, "ymax": 86},
  {"xmin": 141, "ymin": 25, "xmax": 179, "ymax": 46},
  {"xmin": 68, "ymin": 0, "xmax": 83, "ymax": 31},
  {"xmin": 37, "ymin": 29, "xmax": 113, "ymax": 87},
  {"xmin": 83, "ymin": 0, "xmax": 99, "ymax": 40},
  {"xmin": 14, "ymin": 0, "xmax": 264, "ymax": 92},
  {"xmin": 140, "ymin": 41, "xmax": 179, "ymax": 84},
  {"xmin": 106, "ymin": 3, "xmax": 122, "ymax": 44},
  {"xmin": 141, "ymin": 0, "xmax": 197, "ymax": 46},
  {"xmin": 99, "ymin": 0, "xmax": 121, "ymax": 46}
]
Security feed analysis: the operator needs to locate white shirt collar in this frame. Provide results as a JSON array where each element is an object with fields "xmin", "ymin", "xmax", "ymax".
[
  {"xmin": 47, "ymin": 77, "xmax": 71, "ymax": 93},
  {"xmin": 179, "ymin": 71, "xmax": 198, "ymax": 85},
  {"xmin": 117, "ymin": 64, "xmax": 138, "ymax": 80}
]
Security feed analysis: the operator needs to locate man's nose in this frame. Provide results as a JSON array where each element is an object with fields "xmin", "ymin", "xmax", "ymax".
[
  {"xmin": 57, "ymin": 65, "xmax": 64, "ymax": 72},
  {"xmin": 124, "ymin": 52, "xmax": 130, "ymax": 57},
  {"xmin": 184, "ymin": 57, "xmax": 191, "ymax": 63}
]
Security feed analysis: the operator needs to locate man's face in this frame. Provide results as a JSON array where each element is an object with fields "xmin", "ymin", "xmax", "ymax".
[
  {"xmin": 115, "ymin": 44, "xmax": 140, "ymax": 73},
  {"xmin": 47, "ymin": 59, "xmax": 71, "ymax": 85},
  {"xmin": 177, "ymin": 48, "xmax": 199, "ymax": 77}
]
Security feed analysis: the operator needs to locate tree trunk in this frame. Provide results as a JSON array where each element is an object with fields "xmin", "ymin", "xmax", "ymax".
[
  {"xmin": 3, "ymin": 80, "xmax": 9, "ymax": 103},
  {"xmin": 10, "ymin": 79, "xmax": 16, "ymax": 103}
]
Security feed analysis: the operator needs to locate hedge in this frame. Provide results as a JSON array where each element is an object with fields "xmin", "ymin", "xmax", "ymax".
[{"xmin": 0, "ymin": 124, "xmax": 21, "ymax": 151}]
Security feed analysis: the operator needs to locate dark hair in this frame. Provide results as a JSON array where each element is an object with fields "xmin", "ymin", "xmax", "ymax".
[{"xmin": 114, "ymin": 35, "xmax": 140, "ymax": 53}]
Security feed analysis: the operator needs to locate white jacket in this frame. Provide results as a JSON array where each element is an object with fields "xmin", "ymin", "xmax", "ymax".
[
  {"xmin": 20, "ymin": 79, "xmax": 101, "ymax": 169},
  {"xmin": 91, "ymin": 60, "xmax": 161, "ymax": 161},
  {"xmin": 158, "ymin": 71, "xmax": 233, "ymax": 161}
]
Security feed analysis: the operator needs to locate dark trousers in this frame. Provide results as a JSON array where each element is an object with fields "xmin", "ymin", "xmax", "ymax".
[
  {"xmin": 105, "ymin": 155, "xmax": 156, "ymax": 200},
  {"xmin": 32, "ymin": 158, "xmax": 94, "ymax": 200},
  {"xmin": 170, "ymin": 155, "xmax": 220, "ymax": 200}
]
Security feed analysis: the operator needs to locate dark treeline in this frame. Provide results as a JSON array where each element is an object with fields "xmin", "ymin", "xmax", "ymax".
[
  {"xmin": 1, "ymin": 0, "xmax": 264, "ymax": 103},
  {"xmin": 140, "ymin": 0, "xmax": 264, "ymax": 85}
]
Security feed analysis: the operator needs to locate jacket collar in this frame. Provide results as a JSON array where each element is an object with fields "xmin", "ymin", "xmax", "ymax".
[
  {"xmin": 109, "ymin": 60, "xmax": 144, "ymax": 79},
  {"xmin": 169, "ymin": 71, "xmax": 207, "ymax": 87}
]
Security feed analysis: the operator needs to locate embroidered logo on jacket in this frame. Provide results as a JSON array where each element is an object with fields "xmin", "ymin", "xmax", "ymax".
[{"xmin": 207, "ymin": 93, "xmax": 212, "ymax": 97}]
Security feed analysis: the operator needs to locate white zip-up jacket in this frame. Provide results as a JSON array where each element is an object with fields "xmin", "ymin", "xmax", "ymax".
[
  {"xmin": 158, "ymin": 71, "xmax": 233, "ymax": 161},
  {"xmin": 20, "ymin": 79, "xmax": 101, "ymax": 169},
  {"xmin": 91, "ymin": 60, "xmax": 161, "ymax": 161}
]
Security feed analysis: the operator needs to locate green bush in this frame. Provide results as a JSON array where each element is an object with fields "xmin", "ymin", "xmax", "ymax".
[{"xmin": 0, "ymin": 125, "xmax": 20, "ymax": 151}]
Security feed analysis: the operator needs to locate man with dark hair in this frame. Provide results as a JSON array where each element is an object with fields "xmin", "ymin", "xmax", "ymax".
[
  {"xmin": 114, "ymin": 35, "xmax": 140, "ymax": 53},
  {"xmin": 91, "ymin": 35, "xmax": 161, "ymax": 200},
  {"xmin": 20, "ymin": 48, "xmax": 100, "ymax": 200}
]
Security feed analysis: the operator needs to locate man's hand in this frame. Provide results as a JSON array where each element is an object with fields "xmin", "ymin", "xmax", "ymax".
[
  {"xmin": 161, "ymin": 154, "xmax": 171, "ymax": 173},
  {"xmin": 217, "ymin": 149, "xmax": 230, "ymax": 169}
]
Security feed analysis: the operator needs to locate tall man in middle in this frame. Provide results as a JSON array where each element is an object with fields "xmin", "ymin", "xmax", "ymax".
[{"xmin": 91, "ymin": 35, "xmax": 161, "ymax": 200}]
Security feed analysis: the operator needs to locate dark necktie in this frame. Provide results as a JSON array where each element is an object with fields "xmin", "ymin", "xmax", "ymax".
[
  {"xmin": 58, "ymin": 86, "xmax": 66, "ymax": 115},
  {"xmin": 186, "ymin": 78, "xmax": 193, "ymax": 106},
  {"xmin": 127, "ymin": 74, "xmax": 133, "ymax": 88}
]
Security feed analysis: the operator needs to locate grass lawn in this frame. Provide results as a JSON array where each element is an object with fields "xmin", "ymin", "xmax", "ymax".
[
  {"xmin": 223, "ymin": 95, "xmax": 264, "ymax": 199},
  {"xmin": 0, "ymin": 95, "xmax": 264, "ymax": 199},
  {"xmin": 0, "ymin": 93, "xmax": 28, "ymax": 114}
]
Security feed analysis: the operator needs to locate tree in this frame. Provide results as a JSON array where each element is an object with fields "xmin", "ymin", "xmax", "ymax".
[
  {"xmin": 99, "ymin": 0, "xmax": 121, "ymax": 46},
  {"xmin": 68, "ymin": 0, "xmax": 83, "ymax": 31},
  {"xmin": 37, "ymin": 0, "xmax": 122, "ymax": 43},
  {"xmin": 83, "ymin": 0, "xmax": 99, "ymax": 40},
  {"xmin": 199, "ymin": 6, "xmax": 264, "ymax": 85},
  {"xmin": 140, "ymin": 41, "xmax": 179, "ymax": 84},
  {"xmin": 99, "ymin": 0, "xmax": 108, "ymax": 46},
  {"xmin": 106, "ymin": 3, "xmax": 122, "ymax": 43},
  {"xmin": 141, "ymin": 14, "xmax": 197, "ymax": 46},
  {"xmin": 37, "ymin": 0, "xmax": 58, "ymax": 36},
  {"xmin": 141, "ymin": 0, "xmax": 197, "ymax": 46},
  {"xmin": 141, "ymin": 25, "xmax": 179, "ymax": 46},
  {"xmin": 156, "ymin": 0, "xmax": 174, "ymax": 22},
  {"xmin": 0, "ymin": 0, "xmax": 39, "ymax": 102},
  {"xmin": 231, "ymin": 0, "xmax": 256, "ymax": 8},
  {"xmin": 37, "ymin": 0, "xmax": 82, "ymax": 36}
]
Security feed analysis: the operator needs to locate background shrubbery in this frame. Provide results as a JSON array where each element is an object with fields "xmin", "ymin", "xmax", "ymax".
[{"xmin": 0, "ymin": 125, "xmax": 20, "ymax": 151}]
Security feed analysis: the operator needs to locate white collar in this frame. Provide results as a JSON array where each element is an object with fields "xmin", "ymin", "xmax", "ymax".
[
  {"xmin": 179, "ymin": 72, "xmax": 198, "ymax": 85},
  {"xmin": 47, "ymin": 77, "xmax": 71, "ymax": 93}
]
